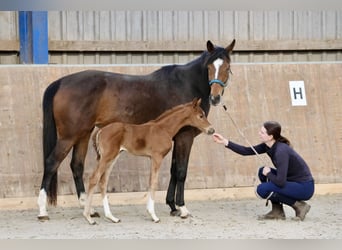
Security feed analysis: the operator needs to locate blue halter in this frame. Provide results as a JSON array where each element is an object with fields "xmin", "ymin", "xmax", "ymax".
[{"xmin": 208, "ymin": 79, "xmax": 227, "ymax": 87}]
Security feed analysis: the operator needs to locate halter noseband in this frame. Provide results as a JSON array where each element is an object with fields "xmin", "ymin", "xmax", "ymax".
[{"xmin": 208, "ymin": 79, "xmax": 228, "ymax": 87}]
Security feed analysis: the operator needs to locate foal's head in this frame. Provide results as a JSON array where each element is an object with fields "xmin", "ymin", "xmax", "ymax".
[
  {"xmin": 188, "ymin": 98, "xmax": 215, "ymax": 135},
  {"xmin": 206, "ymin": 39, "xmax": 235, "ymax": 106}
]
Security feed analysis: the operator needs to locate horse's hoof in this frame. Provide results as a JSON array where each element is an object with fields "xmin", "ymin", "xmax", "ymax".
[
  {"xmin": 37, "ymin": 215, "xmax": 50, "ymax": 221},
  {"xmin": 180, "ymin": 214, "xmax": 189, "ymax": 219},
  {"xmin": 170, "ymin": 209, "xmax": 181, "ymax": 217},
  {"xmin": 90, "ymin": 211, "xmax": 101, "ymax": 218}
]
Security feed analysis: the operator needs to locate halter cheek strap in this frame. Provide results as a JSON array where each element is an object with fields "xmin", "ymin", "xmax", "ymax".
[{"xmin": 208, "ymin": 79, "xmax": 227, "ymax": 87}]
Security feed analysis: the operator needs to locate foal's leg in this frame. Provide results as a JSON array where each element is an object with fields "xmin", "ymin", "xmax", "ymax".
[
  {"xmin": 83, "ymin": 160, "xmax": 108, "ymax": 225},
  {"xmin": 98, "ymin": 156, "xmax": 120, "ymax": 223},
  {"xmin": 72, "ymin": 132, "xmax": 100, "ymax": 217},
  {"xmin": 38, "ymin": 139, "xmax": 74, "ymax": 220},
  {"xmin": 147, "ymin": 156, "xmax": 163, "ymax": 223}
]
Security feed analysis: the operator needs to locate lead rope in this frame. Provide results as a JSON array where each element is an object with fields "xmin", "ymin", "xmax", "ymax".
[{"xmin": 221, "ymin": 104, "xmax": 273, "ymax": 200}]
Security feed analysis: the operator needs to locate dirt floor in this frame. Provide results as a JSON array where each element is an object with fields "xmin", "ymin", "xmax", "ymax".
[{"xmin": 0, "ymin": 192, "xmax": 341, "ymax": 239}]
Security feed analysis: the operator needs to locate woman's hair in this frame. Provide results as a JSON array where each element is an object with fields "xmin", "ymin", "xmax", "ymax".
[{"xmin": 263, "ymin": 121, "xmax": 291, "ymax": 146}]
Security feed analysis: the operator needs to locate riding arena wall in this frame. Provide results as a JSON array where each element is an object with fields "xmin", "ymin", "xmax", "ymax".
[{"xmin": 0, "ymin": 62, "xmax": 341, "ymax": 202}]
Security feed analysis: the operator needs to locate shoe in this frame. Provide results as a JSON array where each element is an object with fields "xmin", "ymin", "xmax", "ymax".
[
  {"xmin": 291, "ymin": 201, "xmax": 311, "ymax": 221},
  {"xmin": 258, "ymin": 203, "xmax": 286, "ymax": 220}
]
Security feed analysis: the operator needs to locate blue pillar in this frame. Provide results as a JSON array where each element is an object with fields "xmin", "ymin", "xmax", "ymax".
[{"xmin": 19, "ymin": 11, "xmax": 48, "ymax": 64}]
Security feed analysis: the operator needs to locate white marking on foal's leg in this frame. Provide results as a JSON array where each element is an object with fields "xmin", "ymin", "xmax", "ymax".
[
  {"xmin": 37, "ymin": 189, "xmax": 49, "ymax": 219},
  {"xmin": 178, "ymin": 205, "xmax": 191, "ymax": 219},
  {"xmin": 80, "ymin": 192, "xmax": 99, "ymax": 217},
  {"xmin": 103, "ymin": 195, "xmax": 120, "ymax": 223},
  {"xmin": 146, "ymin": 193, "xmax": 160, "ymax": 223}
]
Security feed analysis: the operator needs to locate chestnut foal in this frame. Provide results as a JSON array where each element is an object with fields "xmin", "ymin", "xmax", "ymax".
[{"xmin": 83, "ymin": 98, "xmax": 215, "ymax": 224}]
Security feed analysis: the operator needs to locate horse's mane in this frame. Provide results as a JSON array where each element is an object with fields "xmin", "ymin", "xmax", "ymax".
[{"xmin": 151, "ymin": 45, "xmax": 229, "ymax": 83}]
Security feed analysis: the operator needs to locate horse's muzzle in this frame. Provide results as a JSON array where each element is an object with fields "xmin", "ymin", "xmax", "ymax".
[{"xmin": 209, "ymin": 95, "xmax": 221, "ymax": 106}]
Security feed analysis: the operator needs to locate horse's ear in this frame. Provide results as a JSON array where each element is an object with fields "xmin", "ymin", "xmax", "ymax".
[
  {"xmin": 225, "ymin": 39, "xmax": 236, "ymax": 53},
  {"xmin": 207, "ymin": 40, "xmax": 215, "ymax": 53}
]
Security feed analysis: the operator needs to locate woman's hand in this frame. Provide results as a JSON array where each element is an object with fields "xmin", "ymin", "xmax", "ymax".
[
  {"xmin": 262, "ymin": 166, "xmax": 271, "ymax": 176},
  {"xmin": 212, "ymin": 133, "xmax": 229, "ymax": 146}
]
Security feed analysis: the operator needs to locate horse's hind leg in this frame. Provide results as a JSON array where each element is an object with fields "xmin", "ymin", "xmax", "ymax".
[
  {"xmin": 70, "ymin": 134, "xmax": 91, "ymax": 204},
  {"xmin": 38, "ymin": 139, "xmax": 74, "ymax": 220}
]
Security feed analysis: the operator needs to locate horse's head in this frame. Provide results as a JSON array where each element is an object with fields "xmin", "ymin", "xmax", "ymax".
[
  {"xmin": 206, "ymin": 39, "xmax": 235, "ymax": 106},
  {"xmin": 189, "ymin": 98, "xmax": 215, "ymax": 135}
]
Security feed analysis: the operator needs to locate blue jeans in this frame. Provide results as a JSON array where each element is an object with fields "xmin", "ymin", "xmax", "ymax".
[{"xmin": 256, "ymin": 167, "xmax": 315, "ymax": 206}]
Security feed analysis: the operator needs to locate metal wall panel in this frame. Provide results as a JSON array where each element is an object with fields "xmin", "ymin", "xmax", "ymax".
[
  {"xmin": 0, "ymin": 11, "xmax": 19, "ymax": 63},
  {"xmin": 1, "ymin": 10, "xmax": 342, "ymax": 64}
]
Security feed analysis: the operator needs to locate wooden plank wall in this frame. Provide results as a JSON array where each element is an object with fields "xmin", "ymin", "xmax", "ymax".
[{"xmin": 0, "ymin": 63, "xmax": 341, "ymax": 199}]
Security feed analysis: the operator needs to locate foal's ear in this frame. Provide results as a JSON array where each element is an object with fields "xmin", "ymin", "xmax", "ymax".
[
  {"xmin": 206, "ymin": 40, "xmax": 215, "ymax": 53},
  {"xmin": 225, "ymin": 39, "xmax": 236, "ymax": 53},
  {"xmin": 192, "ymin": 97, "xmax": 202, "ymax": 107}
]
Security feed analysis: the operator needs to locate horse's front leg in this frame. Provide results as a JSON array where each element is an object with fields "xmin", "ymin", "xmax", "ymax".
[
  {"xmin": 166, "ymin": 132, "xmax": 194, "ymax": 219},
  {"xmin": 147, "ymin": 157, "xmax": 162, "ymax": 223},
  {"xmin": 166, "ymin": 153, "xmax": 179, "ymax": 215}
]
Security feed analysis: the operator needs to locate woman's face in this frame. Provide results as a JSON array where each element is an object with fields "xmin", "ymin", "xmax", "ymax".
[{"xmin": 259, "ymin": 126, "xmax": 273, "ymax": 143}]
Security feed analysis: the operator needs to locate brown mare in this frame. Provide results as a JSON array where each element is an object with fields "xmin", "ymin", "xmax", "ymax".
[
  {"xmin": 83, "ymin": 98, "xmax": 214, "ymax": 224},
  {"xmin": 38, "ymin": 39, "xmax": 235, "ymax": 220}
]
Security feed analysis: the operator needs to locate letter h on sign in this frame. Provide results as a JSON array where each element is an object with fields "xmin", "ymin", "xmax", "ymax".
[{"xmin": 289, "ymin": 81, "xmax": 307, "ymax": 106}]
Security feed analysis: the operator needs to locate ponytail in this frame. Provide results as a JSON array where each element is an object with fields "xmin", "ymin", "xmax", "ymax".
[
  {"xmin": 263, "ymin": 121, "xmax": 291, "ymax": 147},
  {"xmin": 278, "ymin": 135, "xmax": 291, "ymax": 146}
]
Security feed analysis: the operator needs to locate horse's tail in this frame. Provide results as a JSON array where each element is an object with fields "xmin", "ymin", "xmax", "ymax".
[
  {"xmin": 92, "ymin": 128, "xmax": 101, "ymax": 161},
  {"xmin": 42, "ymin": 80, "xmax": 61, "ymax": 206}
]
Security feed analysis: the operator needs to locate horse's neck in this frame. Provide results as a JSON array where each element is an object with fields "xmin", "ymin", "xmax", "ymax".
[
  {"xmin": 153, "ymin": 108, "xmax": 190, "ymax": 137},
  {"xmin": 180, "ymin": 60, "xmax": 209, "ymax": 94}
]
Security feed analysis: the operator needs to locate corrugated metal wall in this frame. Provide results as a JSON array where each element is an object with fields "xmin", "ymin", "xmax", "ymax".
[{"xmin": 0, "ymin": 10, "xmax": 341, "ymax": 64}]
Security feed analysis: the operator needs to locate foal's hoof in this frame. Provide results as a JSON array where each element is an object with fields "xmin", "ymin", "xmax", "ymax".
[
  {"xmin": 84, "ymin": 217, "xmax": 97, "ymax": 225},
  {"xmin": 89, "ymin": 221, "xmax": 97, "ymax": 225},
  {"xmin": 90, "ymin": 211, "xmax": 101, "ymax": 218},
  {"xmin": 37, "ymin": 215, "xmax": 50, "ymax": 221},
  {"xmin": 170, "ymin": 209, "xmax": 181, "ymax": 217}
]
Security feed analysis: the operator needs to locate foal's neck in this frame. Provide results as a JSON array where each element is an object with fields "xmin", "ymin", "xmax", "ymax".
[{"xmin": 153, "ymin": 107, "xmax": 191, "ymax": 137}]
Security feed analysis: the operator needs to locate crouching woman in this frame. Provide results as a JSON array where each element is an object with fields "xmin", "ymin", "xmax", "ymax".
[{"xmin": 212, "ymin": 121, "xmax": 315, "ymax": 221}]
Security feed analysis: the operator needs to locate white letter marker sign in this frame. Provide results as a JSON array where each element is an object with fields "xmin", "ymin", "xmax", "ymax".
[{"xmin": 289, "ymin": 81, "xmax": 307, "ymax": 106}]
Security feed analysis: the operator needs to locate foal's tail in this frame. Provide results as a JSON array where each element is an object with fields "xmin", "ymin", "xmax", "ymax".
[
  {"xmin": 42, "ymin": 80, "xmax": 61, "ymax": 205},
  {"xmin": 92, "ymin": 128, "xmax": 101, "ymax": 161}
]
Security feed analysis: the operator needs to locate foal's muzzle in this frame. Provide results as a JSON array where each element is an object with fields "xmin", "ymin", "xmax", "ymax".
[{"xmin": 206, "ymin": 127, "xmax": 215, "ymax": 135}]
